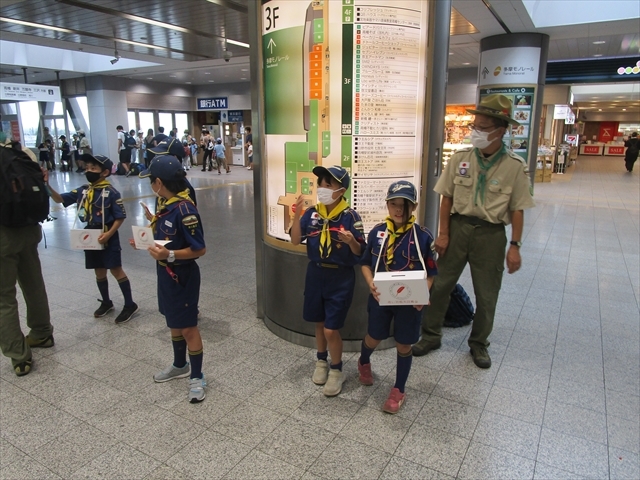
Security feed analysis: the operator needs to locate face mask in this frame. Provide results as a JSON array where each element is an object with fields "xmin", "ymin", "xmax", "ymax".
[
  {"xmin": 317, "ymin": 187, "xmax": 341, "ymax": 205},
  {"xmin": 85, "ymin": 171, "xmax": 101, "ymax": 184},
  {"xmin": 470, "ymin": 129, "xmax": 497, "ymax": 149},
  {"xmin": 151, "ymin": 181, "xmax": 163, "ymax": 198}
]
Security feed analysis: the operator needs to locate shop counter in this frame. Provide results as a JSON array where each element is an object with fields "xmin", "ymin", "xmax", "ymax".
[
  {"xmin": 579, "ymin": 144, "xmax": 604, "ymax": 155},
  {"xmin": 604, "ymin": 145, "xmax": 625, "ymax": 156}
]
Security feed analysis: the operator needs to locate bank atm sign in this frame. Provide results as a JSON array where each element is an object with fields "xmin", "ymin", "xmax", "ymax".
[{"xmin": 197, "ymin": 97, "xmax": 228, "ymax": 110}]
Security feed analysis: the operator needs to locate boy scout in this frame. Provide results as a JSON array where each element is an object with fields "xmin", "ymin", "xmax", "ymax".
[
  {"xmin": 412, "ymin": 94, "xmax": 535, "ymax": 368},
  {"xmin": 290, "ymin": 166, "xmax": 365, "ymax": 396},
  {"xmin": 45, "ymin": 153, "xmax": 139, "ymax": 324}
]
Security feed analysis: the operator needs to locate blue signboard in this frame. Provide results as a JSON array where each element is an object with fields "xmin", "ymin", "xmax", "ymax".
[
  {"xmin": 197, "ymin": 97, "xmax": 228, "ymax": 110},
  {"xmin": 228, "ymin": 110, "xmax": 244, "ymax": 122}
]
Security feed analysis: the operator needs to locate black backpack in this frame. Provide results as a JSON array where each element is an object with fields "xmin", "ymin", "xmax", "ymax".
[
  {"xmin": 124, "ymin": 133, "xmax": 137, "ymax": 149},
  {"xmin": 0, "ymin": 143, "xmax": 50, "ymax": 227},
  {"xmin": 443, "ymin": 284, "xmax": 475, "ymax": 328}
]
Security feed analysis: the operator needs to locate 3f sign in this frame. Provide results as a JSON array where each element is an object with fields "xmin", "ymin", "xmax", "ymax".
[{"xmin": 265, "ymin": 6, "xmax": 279, "ymax": 31}]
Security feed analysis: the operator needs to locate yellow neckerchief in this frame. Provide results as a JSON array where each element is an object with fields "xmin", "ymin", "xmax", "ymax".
[
  {"xmin": 151, "ymin": 189, "xmax": 193, "ymax": 233},
  {"xmin": 384, "ymin": 215, "xmax": 415, "ymax": 265},
  {"xmin": 81, "ymin": 179, "xmax": 111, "ymax": 222},
  {"xmin": 316, "ymin": 198, "xmax": 349, "ymax": 259}
]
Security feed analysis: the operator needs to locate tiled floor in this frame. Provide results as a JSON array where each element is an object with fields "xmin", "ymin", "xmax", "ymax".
[{"xmin": 1, "ymin": 155, "xmax": 639, "ymax": 479}]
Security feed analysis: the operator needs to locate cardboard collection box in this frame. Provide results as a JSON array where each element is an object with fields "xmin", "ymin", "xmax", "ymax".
[{"xmin": 374, "ymin": 270, "xmax": 430, "ymax": 306}]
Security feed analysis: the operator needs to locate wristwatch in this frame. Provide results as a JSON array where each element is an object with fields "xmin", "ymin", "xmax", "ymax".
[
  {"xmin": 167, "ymin": 250, "xmax": 176, "ymax": 263},
  {"xmin": 510, "ymin": 241, "xmax": 522, "ymax": 248}
]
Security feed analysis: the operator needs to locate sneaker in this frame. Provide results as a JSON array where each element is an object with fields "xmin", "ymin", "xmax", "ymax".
[
  {"xmin": 470, "ymin": 345, "xmax": 491, "ymax": 369},
  {"xmin": 357, "ymin": 360, "xmax": 373, "ymax": 386},
  {"xmin": 383, "ymin": 387, "xmax": 405, "ymax": 414},
  {"xmin": 26, "ymin": 335, "xmax": 55, "ymax": 349},
  {"xmin": 114, "ymin": 303, "xmax": 139, "ymax": 324},
  {"xmin": 312, "ymin": 360, "xmax": 329, "ymax": 385},
  {"xmin": 323, "ymin": 368, "xmax": 345, "ymax": 397},
  {"xmin": 14, "ymin": 358, "xmax": 32, "ymax": 377},
  {"xmin": 188, "ymin": 376, "xmax": 206, "ymax": 403},
  {"xmin": 411, "ymin": 339, "xmax": 441, "ymax": 357},
  {"xmin": 154, "ymin": 363, "xmax": 190, "ymax": 383},
  {"xmin": 94, "ymin": 300, "xmax": 114, "ymax": 318},
  {"xmin": 125, "ymin": 170, "xmax": 131, "ymax": 177}
]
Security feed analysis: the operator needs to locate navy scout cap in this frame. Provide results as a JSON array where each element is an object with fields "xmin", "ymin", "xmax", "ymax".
[
  {"xmin": 386, "ymin": 180, "xmax": 418, "ymax": 204},
  {"xmin": 80, "ymin": 153, "xmax": 113, "ymax": 173},
  {"xmin": 312, "ymin": 165, "xmax": 350, "ymax": 190},
  {"xmin": 139, "ymin": 155, "xmax": 182, "ymax": 181}
]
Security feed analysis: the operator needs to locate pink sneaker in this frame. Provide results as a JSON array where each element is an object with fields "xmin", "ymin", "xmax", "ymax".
[
  {"xmin": 383, "ymin": 387, "xmax": 405, "ymax": 414},
  {"xmin": 358, "ymin": 359, "xmax": 373, "ymax": 386}
]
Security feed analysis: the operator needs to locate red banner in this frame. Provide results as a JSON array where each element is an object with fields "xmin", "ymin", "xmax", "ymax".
[{"xmin": 598, "ymin": 122, "xmax": 619, "ymax": 142}]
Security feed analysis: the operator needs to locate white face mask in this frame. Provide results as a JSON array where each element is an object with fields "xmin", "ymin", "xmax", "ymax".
[
  {"xmin": 151, "ymin": 181, "xmax": 163, "ymax": 198},
  {"xmin": 317, "ymin": 187, "xmax": 342, "ymax": 205},
  {"xmin": 470, "ymin": 129, "xmax": 497, "ymax": 150}
]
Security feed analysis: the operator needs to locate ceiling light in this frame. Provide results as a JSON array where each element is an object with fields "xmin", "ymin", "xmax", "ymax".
[
  {"xmin": 592, "ymin": 40, "xmax": 606, "ymax": 44},
  {"xmin": 208, "ymin": 80, "xmax": 214, "ymax": 83},
  {"xmin": 449, "ymin": 52, "xmax": 454, "ymax": 55},
  {"xmin": 462, "ymin": 62, "xmax": 470, "ymax": 65},
  {"xmin": 227, "ymin": 39, "xmax": 249, "ymax": 48},
  {"xmin": 0, "ymin": 17, "xmax": 73, "ymax": 33},
  {"xmin": 241, "ymin": 69, "xmax": 249, "ymax": 72},
  {"xmin": 204, "ymin": 72, "xmax": 211, "ymax": 75},
  {"xmin": 593, "ymin": 54, "xmax": 603, "ymax": 57},
  {"xmin": 598, "ymin": 109, "xmax": 602, "ymax": 111},
  {"xmin": 186, "ymin": 81, "xmax": 191, "ymax": 84},
  {"xmin": 169, "ymin": 75, "xmax": 177, "ymax": 78},
  {"xmin": 623, "ymin": 108, "xmax": 627, "ymax": 111},
  {"xmin": 146, "ymin": 77, "xmax": 152, "ymax": 79}
]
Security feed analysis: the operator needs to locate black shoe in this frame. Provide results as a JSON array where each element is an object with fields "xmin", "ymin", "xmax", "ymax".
[
  {"xmin": 125, "ymin": 170, "xmax": 131, "ymax": 177},
  {"xmin": 14, "ymin": 358, "xmax": 32, "ymax": 377},
  {"xmin": 115, "ymin": 303, "xmax": 139, "ymax": 324},
  {"xmin": 26, "ymin": 335, "xmax": 55, "ymax": 348},
  {"xmin": 411, "ymin": 339, "xmax": 441, "ymax": 357},
  {"xmin": 94, "ymin": 300, "xmax": 115, "ymax": 318}
]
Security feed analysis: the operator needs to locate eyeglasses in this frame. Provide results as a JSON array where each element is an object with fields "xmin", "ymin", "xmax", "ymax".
[{"xmin": 468, "ymin": 124, "xmax": 497, "ymax": 133}]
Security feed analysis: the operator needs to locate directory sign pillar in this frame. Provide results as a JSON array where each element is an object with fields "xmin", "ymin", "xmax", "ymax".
[
  {"xmin": 252, "ymin": 0, "xmax": 438, "ymax": 347},
  {"xmin": 478, "ymin": 33, "xmax": 549, "ymax": 184}
]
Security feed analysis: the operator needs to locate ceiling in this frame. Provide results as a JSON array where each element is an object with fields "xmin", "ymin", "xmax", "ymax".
[{"xmin": 0, "ymin": 0, "xmax": 639, "ymax": 107}]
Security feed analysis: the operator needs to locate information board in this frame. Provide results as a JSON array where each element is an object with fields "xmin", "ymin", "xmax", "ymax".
[
  {"xmin": 479, "ymin": 86, "xmax": 536, "ymax": 168},
  {"xmin": 262, "ymin": 0, "xmax": 428, "ymax": 241}
]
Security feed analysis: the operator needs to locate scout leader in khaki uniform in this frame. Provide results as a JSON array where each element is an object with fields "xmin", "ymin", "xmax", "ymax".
[{"xmin": 412, "ymin": 94, "xmax": 535, "ymax": 368}]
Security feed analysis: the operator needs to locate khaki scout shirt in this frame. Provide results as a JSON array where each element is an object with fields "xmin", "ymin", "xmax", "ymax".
[{"xmin": 434, "ymin": 146, "xmax": 535, "ymax": 225}]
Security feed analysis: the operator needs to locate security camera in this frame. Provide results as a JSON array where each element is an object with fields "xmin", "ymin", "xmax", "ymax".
[
  {"xmin": 110, "ymin": 57, "xmax": 119, "ymax": 65},
  {"xmin": 223, "ymin": 50, "xmax": 232, "ymax": 62}
]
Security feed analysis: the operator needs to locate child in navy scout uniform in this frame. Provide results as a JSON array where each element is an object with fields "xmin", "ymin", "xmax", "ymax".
[
  {"xmin": 137, "ymin": 155, "xmax": 207, "ymax": 403},
  {"xmin": 290, "ymin": 166, "xmax": 365, "ymax": 396},
  {"xmin": 45, "ymin": 153, "xmax": 138, "ymax": 324},
  {"xmin": 359, "ymin": 181, "xmax": 438, "ymax": 413}
]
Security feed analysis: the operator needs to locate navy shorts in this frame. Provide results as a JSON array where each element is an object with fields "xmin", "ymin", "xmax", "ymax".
[
  {"xmin": 157, "ymin": 262, "xmax": 200, "ymax": 329},
  {"xmin": 303, "ymin": 262, "xmax": 355, "ymax": 330},
  {"xmin": 367, "ymin": 295, "xmax": 422, "ymax": 345},
  {"xmin": 85, "ymin": 229, "xmax": 122, "ymax": 270}
]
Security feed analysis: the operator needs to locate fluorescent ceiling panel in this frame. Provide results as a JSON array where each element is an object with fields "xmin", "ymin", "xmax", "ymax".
[
  {"xmin": 522, "ymin": 0, "xmax": 640, "ymax": 28},
  {"xmin": 0, "ymin": 40, "xmax": 161, "ymax": 74}
]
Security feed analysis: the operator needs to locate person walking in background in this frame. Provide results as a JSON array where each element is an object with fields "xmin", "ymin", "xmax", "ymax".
[
  {"xmin": 214, "ymin": 138, "xmax": 229, "ymax": 174},
  {"xmin": 624, "ymin": 132, "xmax": 639, "ymax": 173},
  {"xmin": 0, "ymin": 133, "xmax": 55, "ymax": 377},
  {"xmin": 412, "ymin": 94, "xmax": 535, "ymax": 369},
  {"xmin": 116, "ymin": 125, "xmax": 131, "ymax": 177},
  {"xmin": 144, "ymin": 129, "xmax": 155, "ymax": 168}
]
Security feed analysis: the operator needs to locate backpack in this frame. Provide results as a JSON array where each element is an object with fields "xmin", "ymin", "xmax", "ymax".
[
  {"xmin": 129, "ymin": 163, "xmax": 143, "ymax": 175},
  {"xmin": 443, "ymin": 284, "xmax": 475, "ymax": 328},
  {"xmin": 0, "ymin": 143, "xmax": 50, "ymax": 227},
  {"xmin": 124, "ymin": 133, "xmax": 137, "ymax": 149},
  {"xmin": 206, "ymin": 139, "xmax": 214, "ymax": 150}
]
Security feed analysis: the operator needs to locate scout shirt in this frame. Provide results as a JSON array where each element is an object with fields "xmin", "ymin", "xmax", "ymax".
[
  {"xmin": 435, "ymin": 146, "xmax": 535, "ymax": 225},
  {"xmin": 60, "ymin": 184, "xmax": 126, "ymax": 228},
  {"xmin": 361, "ymin": 223, "xmax": 438, "ymax": 276},
  {"xmin": 153, "ymin": 200, "xmax": 205, "ymax": 261},
  {"xmin": 299, "ymin": 206, "xmax": 365, "ymax": 267}
]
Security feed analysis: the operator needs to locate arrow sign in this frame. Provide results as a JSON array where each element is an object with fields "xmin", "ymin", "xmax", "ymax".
[
  {"xmin": 482, "ymin": 67, "xmax": 489, "ymax": 79},
  {"xmin": 267, "ymin": 38, "xmax": 276, "ymax": 54}
]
